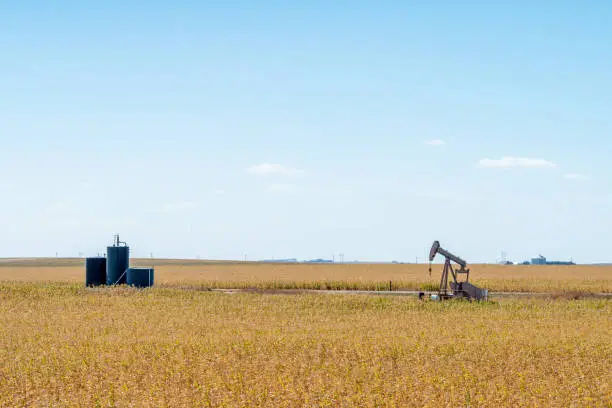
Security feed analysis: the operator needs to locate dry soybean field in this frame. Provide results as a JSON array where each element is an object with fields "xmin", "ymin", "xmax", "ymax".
[
  {"xmin": 1, "ymin": 258, "xmax": 611, "ymax": 293},
  {"xmin": 0, "ymin": 260, "xmax": 610, "ymax": 407}
]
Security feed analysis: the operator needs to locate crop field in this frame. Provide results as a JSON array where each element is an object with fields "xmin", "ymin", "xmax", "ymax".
[
  {"xmin": 0, "ymin": 258, "xmax": 611, "ymax": 294},
  {"xmin": 1, "ymin": 260, "xmax": 610, "ymax": 407},
  {"xmin": 0, "ymin": 282, "xmax": 610, "ymax": 407}
]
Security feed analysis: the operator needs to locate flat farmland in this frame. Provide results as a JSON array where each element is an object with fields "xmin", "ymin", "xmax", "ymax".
[
  {"xmin": 1, "ymin": 283, "xmax": 610, "ymax": 407},
  {"xmin": 1, "ymin": 261, "xmax": 610, "ymax": 407},
  {"xmin": 0, "ymin": 258, "xmax": 610, "ymax": 293}
]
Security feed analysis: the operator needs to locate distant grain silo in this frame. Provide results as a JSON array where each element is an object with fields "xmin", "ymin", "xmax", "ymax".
[
  {"xmin": 126, "ymin": 267, "xmax": 154, "ymax": 288},
  {"xmin": 85, "ymin": 257, "xmax": 106, "ymax": 287},
  {"xmin": 106, "ymin": 235, "xmax": 130, "ymax": 285}
]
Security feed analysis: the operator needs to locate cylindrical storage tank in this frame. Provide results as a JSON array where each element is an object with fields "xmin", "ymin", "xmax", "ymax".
[
  {"xmin": 85, "ymin": 257, "xmax": 107, "ymax": 287},
  {"xmin": 106, "ymin": 245, "xmax": 129, "ymax": 285},
  {"xmin": 126, "ymin": 268, "xmax": 154, "ymax": 288}
]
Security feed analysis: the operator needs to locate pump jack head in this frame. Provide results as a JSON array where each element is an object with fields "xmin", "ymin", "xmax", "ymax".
[{"xmin": 429, "ymin": 240, "xmax": 440, "ymax": 262}]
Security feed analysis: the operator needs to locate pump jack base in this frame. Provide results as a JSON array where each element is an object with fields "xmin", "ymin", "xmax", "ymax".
[{"xmin": 421, "ymin": 292, "xmax": 482, "ymax": 302}]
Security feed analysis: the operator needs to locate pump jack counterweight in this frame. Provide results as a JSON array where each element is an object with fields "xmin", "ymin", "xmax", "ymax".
[{"xmin": 428, "ymin": 241, "xmax": 488, "ymax": 301}]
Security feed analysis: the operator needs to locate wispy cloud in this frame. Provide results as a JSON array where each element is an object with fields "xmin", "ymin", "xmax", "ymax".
[
  {"xmin": 564, "ymin": 173, "xmax": 587, "ymax": 180},
  {"xmin": 246, "ymin": 163, "xmax": 304, "ymax": 176},
  {"xmin": 0, "ymin": 181, "xmax": 15, "ymax": 190},
  {"xmin": 156, "ymin": 201, "xmax": 198, "ymax": 213},
  {"xmin": 213, "ymin": 189, "xmax": 226, "ymax": 195},
  {"xmin": 45, "ymin": 201, "xmax": 72, "ymax": 215},
  {"xmin": 425, "ymin": 139, "xmax": 445, "ymax": 146},
  {"xmin": 413, "ymin": 190, "xmax": 453, "ymax": 199},
  {"xmin": 413, "ymin": 190, "xmax": 486, "ymax": 202},
  {"xmin": 78, "ymin": 181, "xmax": 93, "ymax": 190},
  {"xmin": 265, "ymin": 183, "xmax": 299, "ymax": 194},
  {"xmin": 477, "ymin": 156, "xmax": 557, "ymax": 169}
]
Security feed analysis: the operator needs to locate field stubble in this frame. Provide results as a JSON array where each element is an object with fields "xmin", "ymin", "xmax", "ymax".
[{"xmin": 0, "ymin": 283, "xmax": 610, "ymax": 407}]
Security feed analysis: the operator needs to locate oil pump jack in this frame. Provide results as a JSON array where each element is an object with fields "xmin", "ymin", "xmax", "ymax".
[{"xmin": 427, "ymin": 240, "xmax": 489, "ymax": 301}]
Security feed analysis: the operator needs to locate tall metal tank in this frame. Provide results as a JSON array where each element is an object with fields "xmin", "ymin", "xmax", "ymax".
[
  {"xmin": 126, "ymin": 267, "xmax": 154, "ymax": 288},
  {"xmin": 85, "ymin": 257, "xmax": 106, "ymax": 287},
  {"xmin": 106, "ymin": 234, "xmax": 129, "ymax": 285}
]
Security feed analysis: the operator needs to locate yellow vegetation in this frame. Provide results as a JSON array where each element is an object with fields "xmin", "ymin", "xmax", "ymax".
[
  {"xmin": 1, "ymin": 259, "xmax": 610, "ymax": 293},
  {"xmin": 0, "ymin": 283, "xmax": 610, "ymax": 407}
]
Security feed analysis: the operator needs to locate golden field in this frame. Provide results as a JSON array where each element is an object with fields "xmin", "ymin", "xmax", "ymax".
[
  {"xmin": 0, "ymin": 282, "xmax": 610, "ymax": 407},
  {"xmin": 0, "ymin": 258, "xmax": 610, "ymax": 293}
]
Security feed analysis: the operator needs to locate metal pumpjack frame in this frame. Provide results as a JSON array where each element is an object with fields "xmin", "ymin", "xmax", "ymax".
[
  {"xmin": 428, "ymin": 240, "xmax": 488, "ymax": 301},
  {"xmin": 438, "ymin": 255, "xmax": 470, "ymax": 299}
]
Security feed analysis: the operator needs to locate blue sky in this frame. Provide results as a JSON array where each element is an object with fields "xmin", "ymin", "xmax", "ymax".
[{"xmin": 1, "ymin": 1, "xmax": 611, "ymax": 263}]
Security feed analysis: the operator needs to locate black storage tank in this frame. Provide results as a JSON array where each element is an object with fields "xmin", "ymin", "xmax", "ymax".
[
  {"xmin": 85, "ymin": 257, "xmax": 106, "ymax": 287},
  {"xmin": 106, "ymin": 235, "xmax": 130, "ymax": 285},
  {"xmin": 126, "ymin": 268, "xmax": 154, "ymax": 288}
]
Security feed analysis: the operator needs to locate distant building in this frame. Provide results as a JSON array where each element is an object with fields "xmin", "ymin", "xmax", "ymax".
[
  {"xmin": 304, "ymin": 259, "xmax": 333, "ymax": 263},
  {"xmin": 544, "ymin": 260, "xmax": 576, "ymax": 265},
  {"xmin": 531, "ymin": 255, "xmax": 547, "ymax": 265},
  {"xmin": 528, "ymin": 254, "xmax": 575, "ymax": 265}
]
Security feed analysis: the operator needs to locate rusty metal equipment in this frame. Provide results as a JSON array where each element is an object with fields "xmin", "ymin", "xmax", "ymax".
[{"xmin": 428, "ymin": 240, "xmax": 488, "ymax": 301}]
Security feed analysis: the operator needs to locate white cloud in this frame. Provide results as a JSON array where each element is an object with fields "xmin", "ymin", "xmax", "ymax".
[
  {"xmin": 413, "ymin": 190, "xmax": 452, "ymax": 199},
  {"xmin": 265, "ymin": 183, "xmax": 299, "ymax": 194},
  {"xmin": 213, "ymin": 189, "xmax": 226, "ymax": 195},
  {"xmin": 78, "ymin": 181, "xmax": 93, "ymax": 190},
  {"xmin": 564, "ymin": 173, "xmax": 587, "ymax": 180},
  {"xmin": 477, "ymin": 156, "xmax": 557, "ymax": 169},
  {"xmin": 425, "ymin": 139, "xmax": 445, "ymax": 146},
  {"xmin": 45, "ymin": 201, "xmax": 68, "ymax": 214},
  {"xmin": 413, "ymin": 190, "xmax": 486, "ymax": 202},
  {"xmin": 246, "ymin": 163, "xmax": 304, "ymax": 176},
  {"xmin": 156, "ymin": 201, "xmax": 198, "ymax": 213},
  {"xmin": 0, "ymin": 180, "xmax": 14, "ymax": 190}
]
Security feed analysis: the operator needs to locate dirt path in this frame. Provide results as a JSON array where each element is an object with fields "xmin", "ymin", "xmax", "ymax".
[{"xmin": 210, "ymin": 288, "xmax": 612, "ymax": 299}]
